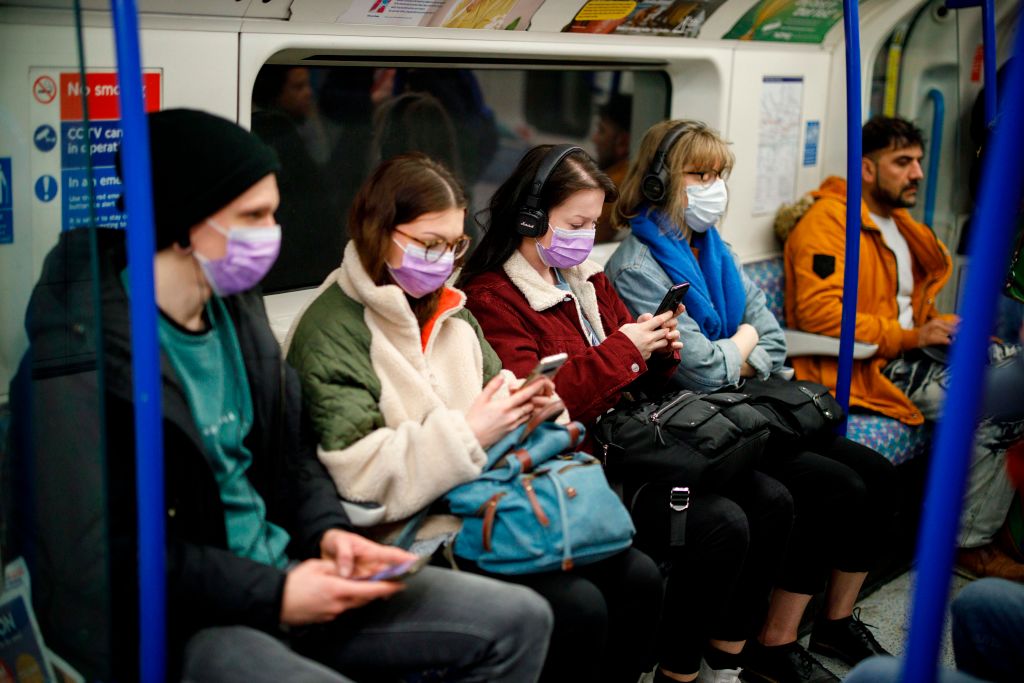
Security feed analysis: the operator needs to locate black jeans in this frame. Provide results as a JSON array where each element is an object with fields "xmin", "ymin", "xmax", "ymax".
[
  {"xmin": 631, "ymin": 471, "xmax": 795, "ymax": 675},
  {"xmin": 760, "ymin": 434, "xmax": 899, "ymax": 595},
  {"xmin": 462, "ymin": 548, "xmax": 663, "ymax": 683}
]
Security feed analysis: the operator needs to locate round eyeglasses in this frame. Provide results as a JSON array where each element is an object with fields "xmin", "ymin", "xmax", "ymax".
[
  {"xmin": 683, "ymin": 170, "xmax": 722, "ymax": 185},
  {"xmin": 393, "ymin": 228, "xmax": 472, "ymax": 263}
]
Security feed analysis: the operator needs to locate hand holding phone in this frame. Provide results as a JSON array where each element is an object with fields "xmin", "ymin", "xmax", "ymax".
[
  {"xmin": 522, "ymin": 352, "xmax": 569, "ymax": 387},
  {"xmin": 654, "ymin": 283, "xmax": 690, "ymax": 317},
  {"xmin": 360, "ymin": 554, "xmax": 430, "ymax": 582}
]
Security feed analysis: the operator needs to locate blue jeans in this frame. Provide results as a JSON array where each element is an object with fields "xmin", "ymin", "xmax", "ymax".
[
  {"xmin": 181, "ymin": 566, "xmax": 553, "ymax": 682},
  {"xmin": 844, "ymin": 657, "xmax": 986, "ymax": 683},
  {"xmin": 951, "ymin": 578, "xmax": 1024, "ymax": 682},
  {"xmin": 845, "ymin": 578, "xmax": 1024, "ymax": 683}
]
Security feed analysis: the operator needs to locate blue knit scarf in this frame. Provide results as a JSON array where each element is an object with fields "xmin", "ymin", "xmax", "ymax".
[{"xmin": 629, "ymin": 207, "xmax": 745, "ymax": 341}]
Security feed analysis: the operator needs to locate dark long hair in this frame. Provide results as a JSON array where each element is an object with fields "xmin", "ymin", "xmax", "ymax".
[
  {"xmin": 459, "ymin": 145, "xmax": 616, "ymax": 285},
  {"xmin": 348, "ymin": 152, "xmax": 466, "ymax": 325}
]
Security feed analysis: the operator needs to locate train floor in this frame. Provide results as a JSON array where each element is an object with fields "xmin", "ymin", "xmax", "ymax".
[{"xmin": 798, "ymin": 569, "xmax": 965, "ymax": 679}]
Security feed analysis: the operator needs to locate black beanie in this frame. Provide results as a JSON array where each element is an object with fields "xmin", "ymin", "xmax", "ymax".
[{"xmin": 122, "ymin": 109, "xmax": 280, "ymax": 250}]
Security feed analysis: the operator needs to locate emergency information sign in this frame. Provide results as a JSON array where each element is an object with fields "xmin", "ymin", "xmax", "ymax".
[{"xmin": 30, "ymin": 68, "xmax": 161, "ymax": 231}]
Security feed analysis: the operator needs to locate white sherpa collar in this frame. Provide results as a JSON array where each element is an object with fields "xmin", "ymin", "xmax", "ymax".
[{"xmin": 502, "ymin": 249, "xmax": 607, "ymax": 342}]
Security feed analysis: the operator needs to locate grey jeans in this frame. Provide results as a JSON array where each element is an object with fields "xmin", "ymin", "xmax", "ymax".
[
  {"xmin": 181, "ymin": 566, "xmax": 553, "ymax": 683},
  {"xmin": 883, "ymin": 343, "xmax": 1024, "ymax": 547}
]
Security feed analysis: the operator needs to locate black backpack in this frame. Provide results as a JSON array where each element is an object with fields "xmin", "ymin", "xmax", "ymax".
[{"xmin": 593, "ymin": 390, "xmax": 770, "ymax": 490}]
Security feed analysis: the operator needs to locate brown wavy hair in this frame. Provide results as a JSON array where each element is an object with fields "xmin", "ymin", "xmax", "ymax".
[{"xmin": 348, "ymin": 152, "xmax": 467, "ymax": 325}]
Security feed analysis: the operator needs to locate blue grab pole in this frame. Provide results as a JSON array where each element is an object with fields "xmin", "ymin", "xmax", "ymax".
[
  {"xmin": 924, "ymin": 89, "xmax": 945, "ymax": 228},
  {"xmin": 900, "ymin": 19, "xmax": 1024, "ymax": 683},
  {"xmin": 109, "ymin": 1, "xmax": 166, "ymax": 681},
  {"xmin": 834, "ymin": 0, "xmax": 863, "ymax": 433}
]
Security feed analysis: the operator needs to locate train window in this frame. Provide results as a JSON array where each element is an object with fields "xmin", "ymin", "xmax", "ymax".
[{"xmin": 250, "ymin": 65, "xmax": 669, "ymax": 293}]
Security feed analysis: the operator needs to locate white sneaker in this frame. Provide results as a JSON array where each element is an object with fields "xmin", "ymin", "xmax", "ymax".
[{"xmin": 697, "ymin": 658, "xmax": 741, "ymax": 683}]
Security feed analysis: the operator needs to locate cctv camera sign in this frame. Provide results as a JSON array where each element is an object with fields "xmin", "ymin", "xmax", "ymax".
[{"xmin": 30, "ymin": 68, "xmax": 161, "ymax": 232}]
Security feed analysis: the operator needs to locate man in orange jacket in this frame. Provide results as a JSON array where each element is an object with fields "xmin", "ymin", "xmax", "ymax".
[{"xmin": 785, "ymin": 116, "xmax": 1024, "ymax": 581}]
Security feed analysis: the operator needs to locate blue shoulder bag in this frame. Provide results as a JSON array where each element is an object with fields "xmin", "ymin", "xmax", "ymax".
[{"xmin": 445, "ymin": 420, "xmax": 635, "ymax": 574}]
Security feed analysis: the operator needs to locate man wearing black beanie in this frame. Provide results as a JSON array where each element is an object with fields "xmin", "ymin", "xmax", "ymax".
[{"xmin": 13, "ymin": 108, "xmax": 551, "ymax": 682}]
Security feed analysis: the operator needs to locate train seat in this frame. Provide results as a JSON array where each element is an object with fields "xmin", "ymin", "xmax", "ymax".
[{"xmin": 742, "ymin": 256, "xmax": 932, "ymax": 466}]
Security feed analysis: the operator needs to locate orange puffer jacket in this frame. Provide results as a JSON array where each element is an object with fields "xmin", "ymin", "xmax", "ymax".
[{"xmin": 784, "ymin": 176, "xmax": 952, "ymax": 424}]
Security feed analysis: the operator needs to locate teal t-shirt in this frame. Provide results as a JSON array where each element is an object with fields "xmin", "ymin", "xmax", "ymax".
[{"xmin": 157, "ymin": 295, "xmax": 291, "ymax": 569}]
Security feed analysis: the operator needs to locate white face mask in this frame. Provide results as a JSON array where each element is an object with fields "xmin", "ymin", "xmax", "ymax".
[{"xmin": 684, "ymin": 179, "xmax": 728, "ymax": 233}]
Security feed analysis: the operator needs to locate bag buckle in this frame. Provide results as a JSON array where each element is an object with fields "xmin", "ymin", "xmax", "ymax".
[
  {"xmin": 669, "ymin": 486, "xmax": 691, "ymax": 512},
  {"xmin": 799, "ymin": 385, "xmax": 834, "ymax": 419}
]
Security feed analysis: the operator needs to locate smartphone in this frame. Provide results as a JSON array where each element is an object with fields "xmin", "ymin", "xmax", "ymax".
[
  {"xmin": 523, "ymin": 352, "xmax": 569, "ymax": 386},
  {"xmin": 361, "ymin": 554, "xmax": 430, "ymax": 582},
  {"xmin": 654, "ymin": 282, "xmax": 690, "ymax": 317}
]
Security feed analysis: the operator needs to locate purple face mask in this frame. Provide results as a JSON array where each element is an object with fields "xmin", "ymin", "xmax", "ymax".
[
  {"xmin": 535, "ymin": 226, "xmax": 596, "ymax": 269},
  {"xmin": 195, "ymin": 220, "xmax": 281, "ymax": 296},
  {"xmin": 387, "ymin": 239, "xmax": 455, "ymax": 298}
]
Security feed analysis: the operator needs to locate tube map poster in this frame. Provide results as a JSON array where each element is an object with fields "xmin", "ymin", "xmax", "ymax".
[{"xmin": 724, "ymin": 0, "xmax": 853, "ymax": 43}]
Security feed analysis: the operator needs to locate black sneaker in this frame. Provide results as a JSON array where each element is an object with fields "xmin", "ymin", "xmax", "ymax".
[
  {"xmin": 808, "ymin": 608, "xmax": 890, "ymax": 666},
  {"xmin": 741, "ymin": 641, "xmax": 839, "ymax": 683}
]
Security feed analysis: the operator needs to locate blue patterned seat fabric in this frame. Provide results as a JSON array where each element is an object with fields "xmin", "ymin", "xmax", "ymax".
[
  {"xmin": 741, "ymin": 256, "xmax": 931, "ymax": 466},
  {"xmin": 742, "ymin": 257, "xmax": 787, "ymax": 327}
]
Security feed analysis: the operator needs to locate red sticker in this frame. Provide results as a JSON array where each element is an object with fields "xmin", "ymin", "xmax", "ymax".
[
  {"xmin": 32, "ymin": 75, "xmax": 57, "ymax": 104},
  {"xmin": 970, "ymin": 44, "xmax": 984, "ymax": 82}
]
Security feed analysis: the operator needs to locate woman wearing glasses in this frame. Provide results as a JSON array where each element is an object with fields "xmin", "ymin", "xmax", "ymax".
[
  {"xmin": 285, "ymin": 153, "xmax": 662, "ymax": 683},
  {"xmin": 459, "ymin": 144, "xmax": 794, "ymax": 683},
  {"xmin": 607, "ymin": 120, "xmax": 898, "ymax": 683}
]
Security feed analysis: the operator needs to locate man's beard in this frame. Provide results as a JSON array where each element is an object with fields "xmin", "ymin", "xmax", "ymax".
[{"xmin": 876, "ymin": 178, "xmax": 919, "ymax": 209}]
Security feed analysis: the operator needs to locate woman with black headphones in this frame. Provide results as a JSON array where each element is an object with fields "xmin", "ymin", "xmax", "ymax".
[
  {"xmin": 606, "ymin": 120, "xmax": 898, "ymax": 683},
  {"xmin": 460, "ymin": 144, "xmax": 794, "ymax": 683}
]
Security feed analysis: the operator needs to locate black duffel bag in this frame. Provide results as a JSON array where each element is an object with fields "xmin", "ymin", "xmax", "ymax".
[
  {"xmin": 593, "ymin": 390, "xmax": 771, "ymax": 490},
  {"xmin": 734, "ymin": 376, "xmax": 844, "ymax": 445}
]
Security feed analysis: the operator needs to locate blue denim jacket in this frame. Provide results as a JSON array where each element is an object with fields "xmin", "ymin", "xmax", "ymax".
[{"xmin": 605, "ymin": 234, "xmax": 787, "ymax": 391}]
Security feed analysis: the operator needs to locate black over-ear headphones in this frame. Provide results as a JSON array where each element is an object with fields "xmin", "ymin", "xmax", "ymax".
[
  {"xmin": 641, "ymin": 122, "xmax": 692, "ymax": 204},
  {"xmin": 516, "ymin": 144, "xmax": 584, "ymax": 238}
]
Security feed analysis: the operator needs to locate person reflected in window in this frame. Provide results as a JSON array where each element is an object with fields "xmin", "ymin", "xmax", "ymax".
[
  {"xmin": 371, "ymin": 92, "xmax": 461, "ymax": 178},
  {"xmin": 252, "ymin": 66, "xmax": 345, "ymax": 290},
  {"xmin": 394, "ymin": 68, "xmax": 500, "ymax": 186},
  {"xmin": 591, "ymin": 93, "xmax": 632, "ymax": 243}
]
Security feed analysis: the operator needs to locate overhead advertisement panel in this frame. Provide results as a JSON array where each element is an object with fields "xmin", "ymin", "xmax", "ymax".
[
  {"xmin": 565, "ymin": 0, "xmax": 726, "ymax": 37},
  {"xmin": 725, "ymin": 0, "xmax": 854, "ymax": 43},
  {"xmin": 338, "ymin": 0, "xmax": 544, "ymax": 30}
]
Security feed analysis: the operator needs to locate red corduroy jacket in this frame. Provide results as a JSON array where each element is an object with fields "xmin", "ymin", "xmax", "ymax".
[{"xmin": 462, "ymin": 252, "xmax": 679, "ymax": 430}]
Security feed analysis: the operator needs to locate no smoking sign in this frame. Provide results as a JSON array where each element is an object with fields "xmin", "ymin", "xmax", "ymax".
[{"xmin": 33, "ymin": 75, "xmax": 57, "ymax": 104}]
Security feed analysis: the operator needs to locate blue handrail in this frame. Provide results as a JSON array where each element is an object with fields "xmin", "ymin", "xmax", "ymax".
[
  {"xmin": 924, "ymin": 89, "xmax": 945, "ymax": 228},
  {"xmin": 109, "ymin": 1, "xmax": 166, "ymax": 681},
  {"xmin": 834, "ymin": 0, "xmax": 863, "ymax": 433},
  {"xmin": 900, "ymin": 17, "xmax": 1024, "ymax": 683}
]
